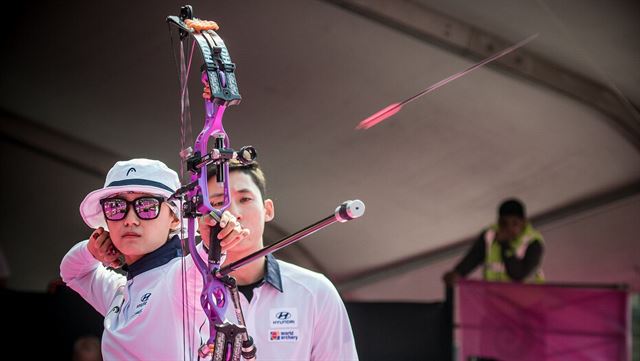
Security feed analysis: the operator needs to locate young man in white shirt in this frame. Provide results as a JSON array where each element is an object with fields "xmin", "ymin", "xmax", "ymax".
[{"xmin": 199, "ymin": 160, "xmax": 358, "ymax": 360}]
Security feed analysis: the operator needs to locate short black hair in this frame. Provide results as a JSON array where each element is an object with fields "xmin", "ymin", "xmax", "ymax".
[
  {"xmin": 206, "ymin": 160, "xmax": 267, "ymax": 199},
  {"xmin": 498, "ymin": 198, "xmax": 525, "ymax": 219}
]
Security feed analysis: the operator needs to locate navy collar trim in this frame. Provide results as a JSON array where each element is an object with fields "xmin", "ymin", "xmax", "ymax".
[
  {"xmin": 124, "ymin": 235, "xmax": 183, "ymax": 280},
  {"xmin": 265, "ymin": 253, "xmax": 283, "ymax": 292}
]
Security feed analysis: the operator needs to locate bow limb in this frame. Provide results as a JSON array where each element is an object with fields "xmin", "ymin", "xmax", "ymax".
[
  {"xmin": 168, "ymin": 6, "xmax": 364, "ymax": 361},
  {"xmin": 168, "ymin": 6, "xmax": 255, "ymax": 360}
]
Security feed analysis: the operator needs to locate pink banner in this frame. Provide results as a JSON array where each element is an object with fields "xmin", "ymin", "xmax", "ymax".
[{"xmin": 455, "ymin": 280, "xmax": 630, "ymax": 361}]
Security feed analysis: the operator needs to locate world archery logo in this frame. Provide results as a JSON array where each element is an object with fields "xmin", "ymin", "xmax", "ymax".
[{"xmin": 269, "ymin": 329, "xmax": 299, "ymax": 342}]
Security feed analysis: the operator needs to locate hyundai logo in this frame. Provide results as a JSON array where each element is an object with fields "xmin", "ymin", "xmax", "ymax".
[
  {"xmin": 276, "ymin": 311, "xmax": 291, "ymax": 320},
  {"xmin": 141, "ymin": 293, "xmax": 151, "ymax": 302}
]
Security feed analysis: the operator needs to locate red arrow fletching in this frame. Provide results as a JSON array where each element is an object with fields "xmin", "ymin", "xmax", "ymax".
[{"xmin": 356, "ymin": 103, "xmax": 402, "ymax": 130}]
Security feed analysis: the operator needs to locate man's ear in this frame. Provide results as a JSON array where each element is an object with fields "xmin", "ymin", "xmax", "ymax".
[
  {"xmin": 264, "ymin": 199, "xmax": 275, "ymax": 222},
  {"xmin": 170, "ymin": 213, "xmax": 181, "ymax": 231}
]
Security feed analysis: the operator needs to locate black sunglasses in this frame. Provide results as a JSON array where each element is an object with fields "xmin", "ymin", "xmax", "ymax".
[{"xmin": 100, "ymin": 196, "xmax": 166, "ymax": 221}]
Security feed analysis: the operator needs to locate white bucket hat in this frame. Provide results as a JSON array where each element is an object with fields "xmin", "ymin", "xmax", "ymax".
[{"xmin": 80, "ymin": 158, "xmax": 181, "ymax": 229}]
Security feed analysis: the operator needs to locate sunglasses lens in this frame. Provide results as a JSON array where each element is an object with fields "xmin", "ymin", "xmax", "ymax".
[
  {"xmin": 102, "ymin": 199, "xmax": 127, "ymax": 221},
  {"xmin": 135, "ymin": 198, "xmax": 161, "ymax": 220}
]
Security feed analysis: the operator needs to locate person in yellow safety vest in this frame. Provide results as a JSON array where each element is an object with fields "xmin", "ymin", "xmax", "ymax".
[{"xmin": 443, "ymin": 198, "xmax": 544, "ymax": 286}]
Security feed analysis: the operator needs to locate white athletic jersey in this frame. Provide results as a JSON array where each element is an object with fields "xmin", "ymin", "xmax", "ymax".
[
  {"xmin": 60, "ymin": 237, "xmax": 358, "ymax": 360},
  {"xmin": 236, "ymin": 256, "xmax": 358, "ymax": 361}
]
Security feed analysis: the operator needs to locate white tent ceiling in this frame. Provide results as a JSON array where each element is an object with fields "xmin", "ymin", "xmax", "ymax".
[{"xmin": 1, "ymin": 0, "xmax": 638, "ymax": 299}]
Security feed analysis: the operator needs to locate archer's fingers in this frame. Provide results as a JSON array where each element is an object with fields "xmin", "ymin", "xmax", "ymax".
[
  {"xmin": 221, "ymin": 229, "xmax": 250, "ymax": 252},
  {"xmin": 89, "ymin": 228, "xmax": 109, "ymax": 259},
  {"xmin": 217, "ymin": 212, "xmax": 239, "ymax": 239},
  {"xmin": 98, "ymin": 234, "xmax": 115, "ymax": 256},
  {"xmin": 103, "ymin": 246, "xmax": 121, "ymax": 265},
  {"xmin": 200, "ymin": 214, "xmax": 218, "ymax": 227}
]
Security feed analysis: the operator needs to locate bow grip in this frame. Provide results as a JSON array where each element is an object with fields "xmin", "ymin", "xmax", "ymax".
[{"xmin": 207, "ymin": 213, "xmax": 224, "ymax": 264}]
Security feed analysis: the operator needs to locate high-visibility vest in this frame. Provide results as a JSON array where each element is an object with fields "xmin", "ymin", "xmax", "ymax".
[{"xmin": 483, "ymin": 223, "xmax": 545, "ymax": 282}]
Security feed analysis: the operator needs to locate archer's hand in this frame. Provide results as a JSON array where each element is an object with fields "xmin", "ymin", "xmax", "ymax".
[
  {"xmin": 198, "ymin": 211, "xmax": 250, "ymax": 252},
  {"xmin": 88, "ymin": 227, "xmax": 124, "ymax": 268}
]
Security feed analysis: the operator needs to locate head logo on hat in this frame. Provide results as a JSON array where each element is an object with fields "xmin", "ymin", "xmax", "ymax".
[{"xmin": 80, "ymin": 159, "xmax": 181, "ymax": 230}]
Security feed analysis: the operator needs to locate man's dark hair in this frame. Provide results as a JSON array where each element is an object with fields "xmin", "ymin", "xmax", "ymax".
[
  {"xmin": 498, "ymin": 198, "xmax": 525, "ymax": 219},
  {"xmin": 206, "ymin": 160, "xmax": 267, "ymax": 199}
]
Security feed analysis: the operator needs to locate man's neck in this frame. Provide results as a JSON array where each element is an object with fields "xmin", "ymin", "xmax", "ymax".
[
  {"xmin": 228, "ymin": 256, "xmax": 266, "ymax": 286},
  {"xmin": 225, "ymin": 243, "xmax": 267, "ymax": 286}
]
